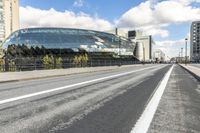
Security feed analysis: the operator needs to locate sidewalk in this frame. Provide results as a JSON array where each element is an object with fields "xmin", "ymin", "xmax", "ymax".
[
  {"xmin": 179, "ymin": 64, "xmax": 200, "ymax": 81},
  {"xmin": 0, "ymin": 64, "xmax": 143, "ymax": 83}
]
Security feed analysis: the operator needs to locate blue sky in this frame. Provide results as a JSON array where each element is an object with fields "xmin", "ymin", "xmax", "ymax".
[
  {"xmin": 20, "ymin": 0, "xmax": 143, "ymax": 21},
  {"xmin": 19, "ymin": 0, "xmax": 200, "ymax": 57}
]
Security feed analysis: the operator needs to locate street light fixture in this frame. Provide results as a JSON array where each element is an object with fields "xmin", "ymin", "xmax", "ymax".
[
  {"xmin": 181, "ymin": 47, "xmax": 183, "ymax": 62},
  {"xmin": 185, "ymin": 38, "xmax": 188, "ymax": 65},
  {"xmin": 118, "ymin": 36, "xmax": 121, "ymax": 67},
  {"xmin": 143, "ymin": 43, "xmax": 145, "ymax": 65}
]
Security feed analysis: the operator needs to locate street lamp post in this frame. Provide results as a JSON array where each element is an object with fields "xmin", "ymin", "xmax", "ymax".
[
  {"xmin": 118, "ymin": 36, "xmax": 121, "ymax": 67},
  {"xmin": 185, "ymin": 38, "xmax": 188, "ymax": 65},
  {"xmin": 143, "ymin": 44, "xmax": 145, "ymax": 65}
]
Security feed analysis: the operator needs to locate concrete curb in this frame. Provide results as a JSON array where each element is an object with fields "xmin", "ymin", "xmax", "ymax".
[{"xmin": 179, "ymin": 64, "xmax": 200, "ymax": 82}]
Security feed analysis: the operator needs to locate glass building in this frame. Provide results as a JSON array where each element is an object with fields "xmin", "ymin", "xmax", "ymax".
[{"xmin": 2, "ymin": 28, "xmax": 136, "ymax": 57}]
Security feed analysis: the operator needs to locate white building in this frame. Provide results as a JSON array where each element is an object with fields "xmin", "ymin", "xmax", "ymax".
[
  {"xmin": 105, "ymin": 28, "xmax": 128, "ymax": 38},
  {"xmin": 135, "ymin": 42, "xmax": 144, "ymax": 61},
  {"xmin": 136, "ymin": 35, "xmax": 153, "ymax": 61},
  {"xmin": 190, "ymin": 21, "xmax": 200, "ymax": 62},
  {"xmin": 0, "ymin": 0, "xmax": 19, "ymax": 42},
  {"xmin": 128, "ymin": 30, "xmax": 154, "ymax": 61},
  {"xmin": 153, "ymin": 49, "xmax": 165, "ymax": 62}
]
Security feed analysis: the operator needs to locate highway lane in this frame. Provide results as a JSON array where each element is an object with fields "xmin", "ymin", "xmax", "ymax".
[
  {"xmin": 0, "ymin": 64, "xmax": 171, "ymax": 133},
  {"xmin": 149, "ymin": 65, "xmax": 200, "ymax": 133}
]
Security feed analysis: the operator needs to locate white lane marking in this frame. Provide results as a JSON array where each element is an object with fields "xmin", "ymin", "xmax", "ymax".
[
  {"xmin": 130, "ymin": 65, "xmax": 174, "ymax": 133},
  {"xmin": 0, "ymin": 65, "xmax": 162, "ymax": 105}
]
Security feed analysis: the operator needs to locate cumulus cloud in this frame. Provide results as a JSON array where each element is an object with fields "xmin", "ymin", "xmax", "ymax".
[
  {"xmin": 154, "ymin": 38, "xmax": 189, "ymax": 57},
  {"xmin": 20, "ymin": 6, "xmax": 113, "ymax": 31},
  {"xmin": 137, "ymin": 25, "xmax": 170, "ymax": 38},
  {"xmin": 73, "ymin": 0, "xmax": 84, "ymax": 7},
  {"xmin": 117, "ymin": 0, "xmax": 200, "ymax": 38},
  {"xmin": 173, "ymin": 0, "xmax": 200, "ymax": 5},
  {"xmin": 156, "ymin": 39, "xmax": 185, "ymax": 47}
]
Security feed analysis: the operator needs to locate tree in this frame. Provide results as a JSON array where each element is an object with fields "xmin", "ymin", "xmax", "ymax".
[
  {"xmin": 42, "ymin": 55, "xmax": 54, "ymax": 69},
  {"xmin": 55, "ymin": 57, "xmax": 63, "ymax": 69},
  {"xmin": 73, "ymin": 54, "xmax": 89, "ymax": 67}
]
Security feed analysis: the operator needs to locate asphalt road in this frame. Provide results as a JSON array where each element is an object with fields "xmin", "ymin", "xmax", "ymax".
[
  {"xmin": 149, "ymin": 65, "xmax": 200, "ymax": 133},
  {"xmin": 0, "ymin": 64, "xmax": 172, "ymax": 133}
]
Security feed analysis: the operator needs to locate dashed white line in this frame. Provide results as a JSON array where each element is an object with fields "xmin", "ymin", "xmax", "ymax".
[
  {"xmin": 0, "ymin": 65, "xmax": 161, "ymax": 105},
  {"xmin": 130, "ymin": 65, "xmax": 174, "ymax": 133}
]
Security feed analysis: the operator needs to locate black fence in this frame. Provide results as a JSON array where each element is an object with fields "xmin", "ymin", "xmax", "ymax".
[{"xmin": 0, "ymin": 58, "xmax": 141, "ymax": 72}]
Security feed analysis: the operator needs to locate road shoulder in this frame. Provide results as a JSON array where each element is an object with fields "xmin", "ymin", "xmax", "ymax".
[
  {"xmin": 0, "ymin": 64, "xmax": 146, "ymax": 83},
  {"xmin": 148, "ymin": 65, "xmax": 200, "ymax": 133}
]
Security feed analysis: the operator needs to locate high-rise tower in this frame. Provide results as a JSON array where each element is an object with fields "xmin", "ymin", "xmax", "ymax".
[
  {"xmin": 0, "ymin": 0, "xmax": 19, "ymax": 42},
  {"xmin": 190, "ymin": 21, "xmax": 200, "ymax": 62}
]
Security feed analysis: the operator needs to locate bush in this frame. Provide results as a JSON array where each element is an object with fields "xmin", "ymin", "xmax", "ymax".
[
  {"xmin": 9, "ymin": 61, "xmax": 17, "ymax": 72},
  {"xmin": 0, "ymin": 59, "xmax": 4, "ymax": 72},
  {"xmin": 55, "ymin": 57, "xmax": 63, "ymax": 69},
  {"xmin": 73, "ymin": 54, "xmax": 89, "ymax": 67},
  {"xmin": 42, "ymin": 55, "xmax": 54, "ymax": 69},
  {"xmin": 42, "ymin": 55, "xmax": 63, "ymax": 69}
]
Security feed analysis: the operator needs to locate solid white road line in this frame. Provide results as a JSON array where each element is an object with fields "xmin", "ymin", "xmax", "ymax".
[
  {"xmin": 0, "ymin": 65, "xmax": 162, "ymax": 105},
  {"xmin": 130, "ymin": 65, "xmax": 174, "ymax": 133}
]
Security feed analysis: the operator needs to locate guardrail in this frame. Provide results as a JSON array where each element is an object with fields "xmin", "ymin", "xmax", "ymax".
[{"xmin": 0, "ymin": 60, "xmax": 141, "ymax": 72}]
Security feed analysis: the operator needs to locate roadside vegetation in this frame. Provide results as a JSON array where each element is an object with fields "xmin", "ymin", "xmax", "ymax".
[
  {"xmin": 0, "ymin": 58, "xmax": 4, "ymax": 72},
  {"xmin": 42, "ymin": 55, "xmax": 63, "ymax": 69},
  {"xmin": 73, "ymin": 54, "xmax": 89, "ymax": 67}
]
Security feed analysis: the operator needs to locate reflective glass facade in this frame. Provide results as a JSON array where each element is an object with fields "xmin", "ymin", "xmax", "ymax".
[{"xmin": 3, "ymin": 28, "xmax": 135, "ymax": 56}]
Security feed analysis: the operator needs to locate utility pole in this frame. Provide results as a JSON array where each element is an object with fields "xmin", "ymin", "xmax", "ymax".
[
  {"xmin": 185, "ymin": 38, "xmax": 188, "ymax": 65},
  {"xmin": 143, "ymin": 44, "xmax": 145, "ymax": 65},
  {"xmin": 118, "ymin": 36, "xmax": 121, "ymax": 67},
  {"xmin": 181, "ymin": 48, "xmax": 183, "ymax": 63}
]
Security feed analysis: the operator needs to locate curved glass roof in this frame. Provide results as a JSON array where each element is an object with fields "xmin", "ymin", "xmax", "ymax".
[{"xmin": 3, "ymin": 28, "xmax": 135, "ymax": 55}]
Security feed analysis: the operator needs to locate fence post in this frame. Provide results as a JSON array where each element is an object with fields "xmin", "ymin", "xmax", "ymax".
[
  {"xmin": 34, "ymin": 58, "xmax": 36, "ymax": 70},
  {"xmin": 5, "ymin": 56, "xmax": 9, "ymax": 72}
]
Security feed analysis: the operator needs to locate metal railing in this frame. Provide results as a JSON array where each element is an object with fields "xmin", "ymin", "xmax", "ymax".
[{"xmin": 0, "ymin": 59, "xmax": 140, "ymax": 72}]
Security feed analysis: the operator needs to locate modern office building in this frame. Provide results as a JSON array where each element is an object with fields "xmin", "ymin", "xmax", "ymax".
[
  {"xmin": 2, "ymin": 28, "xmax": 136, "ymax": 59},
  {"xmin": 128, "ymin": 30, "xmax": 154, "ymax": 61},
  {"xmin": 0, "ymin": 0, "xmax": 19, "ymax": 42},
  {"xmin": 191, "ymin": 21, "xmax": 200, "ymax": 62},
  {"xmin": 135, "ymin": 42, "xmax": 144, "ymax": 61},
  {"xmin": 106, "ymin": 28, "xmax": 128, "ymax": 38}
]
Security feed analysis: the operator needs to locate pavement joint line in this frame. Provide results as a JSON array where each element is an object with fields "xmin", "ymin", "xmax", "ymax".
[
  {"xmin": 0, "ymin": 65, "xmax": 161, "ymax": 105},
  {"xmin": 130, "ymin": 65, "xmax": 174, "ymax": 133}
]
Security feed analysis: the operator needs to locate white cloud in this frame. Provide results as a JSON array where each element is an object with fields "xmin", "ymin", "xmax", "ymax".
[
  {"xmin": 20, "ymin": 6, "xmax": 113, "ymax": 31},
  {"xmin": 156, "ymin": 39, "xmax": 185, "ymax": 47},
  {"xmin": 117, "ymin": 1, "xmax": 154, "ymax": 28},
  {"xmin": 155, "ymin": 1, "xmax": 200, "ymax": 23},
  {"xmin": 172, "ymin": 0, "xmax": 200, "ymax": 5},
  {"xmin": 117, "ymin": 0, "xmax": 200, "ymax": 38},
  {"xmin": 139, "ymin": 25, "xmax": 169, "ymax": 38},
  {"xmin": 73, "ymin": 0, "xmax": 84, "ymax": 7},
  {"xmin": 154, "ymin": 38, "xmax": 189, "ymax": 57}
]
